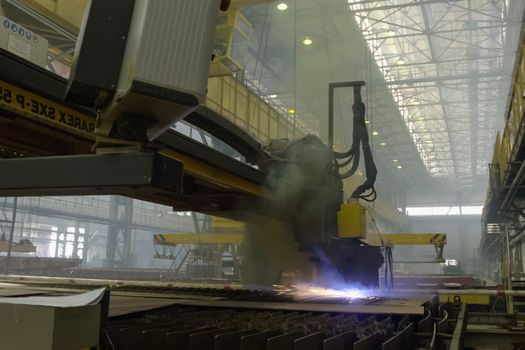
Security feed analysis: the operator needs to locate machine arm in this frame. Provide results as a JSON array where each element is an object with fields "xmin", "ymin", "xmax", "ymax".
[{"xmin": 368, "ymin": 233, "xmax": 447, "ymax": 263}]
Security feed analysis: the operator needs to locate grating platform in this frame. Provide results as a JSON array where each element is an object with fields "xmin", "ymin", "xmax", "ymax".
[{"xmin": 108, "ymin": 305, "xmax": 419, "ymax": 350}]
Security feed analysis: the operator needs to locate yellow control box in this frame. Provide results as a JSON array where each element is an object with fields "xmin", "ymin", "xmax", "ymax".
[{"xmin": 337, "ymin": 201, "xmax": 366, "ymax": 239}]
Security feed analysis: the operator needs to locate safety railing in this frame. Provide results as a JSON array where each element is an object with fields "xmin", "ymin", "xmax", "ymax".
[
  {"xmin": 485, "ymin": 34, "xmax": 525, "ymax": 206},
  {"xmin": 481, "ymin": 33, "xmax": 525, "ymax": 281},
  {"xmin": 205, "ymin": 75, "xmax": 308, "ymax": 144}
]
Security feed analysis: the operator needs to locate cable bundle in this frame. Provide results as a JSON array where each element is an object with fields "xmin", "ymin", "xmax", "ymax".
[{"xmin": 334, "ymin": 88, "xmax": 378, "ymax": 202}]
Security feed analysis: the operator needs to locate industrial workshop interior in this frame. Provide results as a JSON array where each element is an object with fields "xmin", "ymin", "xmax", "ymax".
[{"xmin": 1, "ymin": 0, "xmax": 525, "ymax": 349}]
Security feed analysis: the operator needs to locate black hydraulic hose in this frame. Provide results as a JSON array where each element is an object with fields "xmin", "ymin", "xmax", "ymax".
[
  {"xmin": 336, "ymin": 90, "xmax": 378, "ymax": 201},
  {"xmin": 360, "ymin": 113, "xmax": 377, "ymax": 185},
  {"xmin": 333, "ymin": 149, "xmax": 354, "ymax": 159},
  {"xmin": 340, "ymin": 101, "xmax": 365, "ymax": 178},
  {"xmin": 336, "ymin": 155, "xmax": 354, "ymax": 168},
  {"xmin": 351, "ymin": 122, "xmax": 377, "ymax": 197}
]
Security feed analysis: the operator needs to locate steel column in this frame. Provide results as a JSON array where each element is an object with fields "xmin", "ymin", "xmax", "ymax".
[
  {"xmin": 504, "ymin": 225, "xmax": 514, "ymax": 313},
  {"xmin": 4, "ymin": 197, "xmax": 17, "ymax": 274},
  {"xmin": 105, "ymin": 196, "xmax": 133, "ymax": 268}
]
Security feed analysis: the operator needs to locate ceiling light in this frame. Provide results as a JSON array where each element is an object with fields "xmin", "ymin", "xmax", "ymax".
[
  {"xmin": 425, "ymin": 140, "xmax": 432, "ymax": 143},
  {"xmin": 269, "ymin": 94, "xmax": 277, "ymax": 98},
  {"xmin": 417, "ymin": 115, "xmax": 425, "ymax": 121},
  {"xmin": 397, "ymin": 165, "xmax": 403, "ymax": 169},
  {"xmin": 365, "ymin": 119, "xmax": 370, "ymax": 124},
  {"xmin": 395, "ymin": 58, "xmax": 405, "ymax": 65},
  {"xmin": 303, "ymin": 36, "xmax": 313, "ymax": 46},
  {"xmin": 385, "ymin": 30, "xmax": 396, "ymax": 37},
  {"xmin": 372, "ymin": 131, "xmax": 379, "ymax": 136},
  {"xmin": 410, "ymin": 99, "xmax": 420, "ymax": 105},
  {"xmin": 379, "ymin": 142, "xmax": 386, "ymax": 146},
  {"xmin": 393, "ymin": 159, "xmax": 398, "ymax": 163},
  {"xmin": 277, "ymin": 3, "xmax": 288, "ymax": 11},
  {"xmin": 288, "ymin": 108, "xmax": 296, "ymax": 115}
]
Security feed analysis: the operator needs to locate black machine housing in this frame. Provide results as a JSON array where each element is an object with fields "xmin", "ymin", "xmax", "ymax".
[
  {"xmin": 263, "ymin": 135, "xmax": 383, "ymax": 288},
  {"xmin": 263, "ymin": 135, "xmax": 343, "ymax": 247},
  {"xmin": 261, "ymin": 81, "xmax": 383, "ymax": 288}
]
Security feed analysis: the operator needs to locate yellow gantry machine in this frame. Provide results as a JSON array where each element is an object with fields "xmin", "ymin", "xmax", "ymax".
[{"xmin": 0, "ymin": 0, "xmax": 447, "ymax": 286}]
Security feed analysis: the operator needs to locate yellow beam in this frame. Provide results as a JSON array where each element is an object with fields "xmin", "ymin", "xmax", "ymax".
[
  {"xmin": 439, "ymin": 293, "xmax": 489, "ymax": 305},
  {"xmin": 210, "ymin": 216, "xmax": 245, "ymax": 230},
  {"xmin": 0, "ymin": 80, "xmax": 96, "ymax": 138},
  {"xmin": 367, "ymin": 233, "xmax": 447, "ymax": 246},
  {"xmin": 154, "ymin": 233, "xmax": 244, "ymax": 245},
  {"xmin": 160, "ymin": 149, "xmax": 263, "ymax": 197}
]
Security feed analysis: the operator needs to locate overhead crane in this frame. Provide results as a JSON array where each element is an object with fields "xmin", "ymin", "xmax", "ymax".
[{"xmin": 367, "ymin": 233, "xmax": 447, "ymax": 263}]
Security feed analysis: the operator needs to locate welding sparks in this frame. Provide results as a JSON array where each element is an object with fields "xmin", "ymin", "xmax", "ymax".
[
  {"xmin": 275, "ymin": 284, "xmax": 372, "ymax": 302},
  {"xmin": 296, "ymin": 285, "xmax": 365, "ymax": 299}
]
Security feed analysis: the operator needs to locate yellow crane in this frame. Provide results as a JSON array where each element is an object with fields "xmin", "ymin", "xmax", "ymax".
[{"xmin": 338, "ymin": 201, "xmax": 447, "ymax": 262}]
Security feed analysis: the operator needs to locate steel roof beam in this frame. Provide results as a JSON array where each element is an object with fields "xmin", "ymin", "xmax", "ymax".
[
  {"xmin": 418, "ymin": 0, "xmax": 460, "ymax": 179},
  {"xmin": 466, "ymin": 0, "xmax": 479, "ymax": 177},
  {"xmin": 384, "ymin": 70, "xmax": 505, "ymax": 85},
  {"xmin": 348, "ymin": 0, "xmax": 459, "ymax": 14}
]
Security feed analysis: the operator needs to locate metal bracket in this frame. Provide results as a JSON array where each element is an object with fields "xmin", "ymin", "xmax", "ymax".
[{"xmin": 328, "ymin": 80, "xmax": 365, "ymax": 150}]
